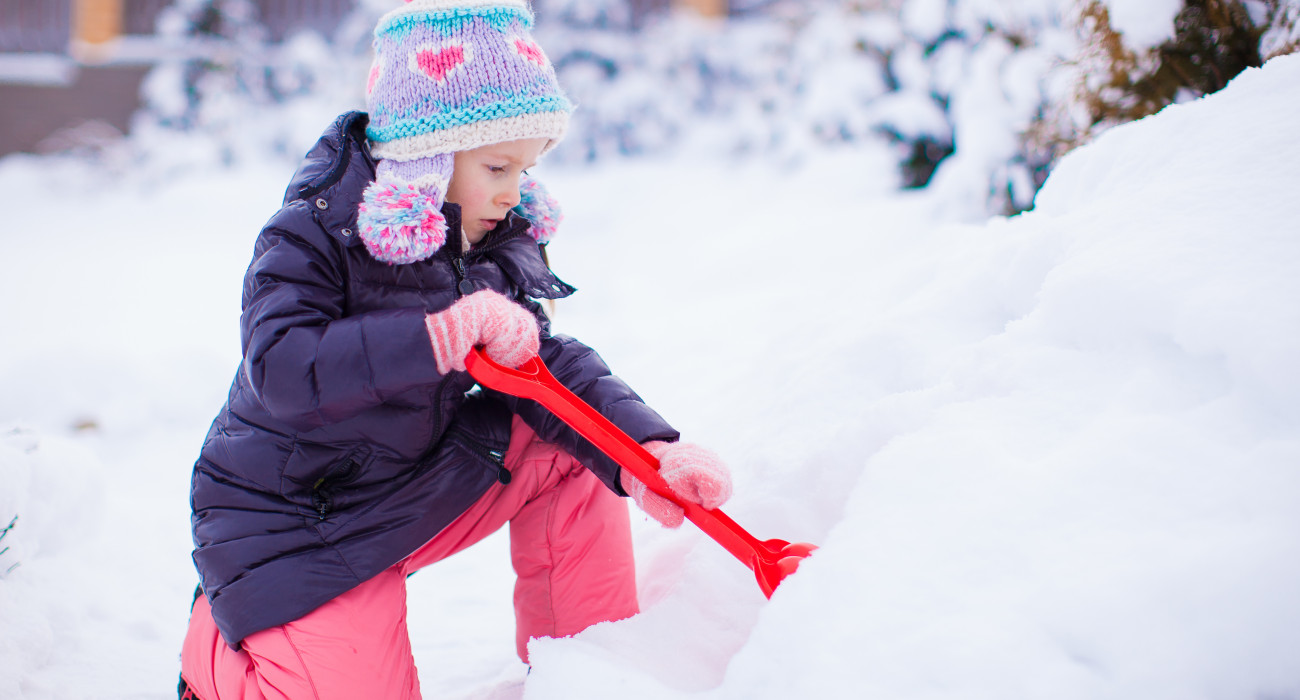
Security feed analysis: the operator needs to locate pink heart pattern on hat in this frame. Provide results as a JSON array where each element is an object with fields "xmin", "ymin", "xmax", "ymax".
[
  {"xmin": 514, "ymin": 38, "xmax": 546, "ymax": 66},
  {"xmin": 412, "ymin": 43, "xmax": 471, "ymax": 83}
]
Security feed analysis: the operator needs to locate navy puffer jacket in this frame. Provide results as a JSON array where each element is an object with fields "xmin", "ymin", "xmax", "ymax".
[{"xmin": 191, "ymin": 112, "xmax": 678, "ymax": 647}]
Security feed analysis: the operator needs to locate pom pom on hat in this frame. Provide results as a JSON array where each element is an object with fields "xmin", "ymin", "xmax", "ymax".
[
  {"xmin": 358, "ymin": 154, "xmax": 453, "ymax": 265},
  {"xmin": 513, "ymin": 172, "xmax": 562, "ymax": 244},
  {"xmin": 358, "ymin": 183, "xmax": 448, "ymax": 265}
]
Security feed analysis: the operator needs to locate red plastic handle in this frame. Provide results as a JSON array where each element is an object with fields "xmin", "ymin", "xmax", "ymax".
[{"xmin": 465, "ymin": 348, "xmax": 815, "ymax": 597}]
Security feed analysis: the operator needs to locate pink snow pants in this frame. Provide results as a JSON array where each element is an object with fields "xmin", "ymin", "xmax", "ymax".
[{"xmin": 179, "ymin": 416, "xmax": 638, "ymax": 700}]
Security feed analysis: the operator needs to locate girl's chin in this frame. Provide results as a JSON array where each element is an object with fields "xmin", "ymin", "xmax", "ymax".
[{"xmin": 467, "ymin": 220, "xmax": 501, "ymax": 243}]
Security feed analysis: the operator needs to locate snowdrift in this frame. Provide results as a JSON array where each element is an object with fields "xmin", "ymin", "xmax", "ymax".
[{"xmin": 526, "ymin": 51, "xmax": 1300, "ymax": 699}]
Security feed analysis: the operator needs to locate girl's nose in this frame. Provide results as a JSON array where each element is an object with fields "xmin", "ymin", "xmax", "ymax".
[{"xmin": 498, "ymin": 183, "xmax": 521, "ymax": 210}]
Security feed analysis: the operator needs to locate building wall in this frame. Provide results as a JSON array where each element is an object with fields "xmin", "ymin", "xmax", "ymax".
[
  {"xmin": 0, "ymin": 0, "xmax": 359, "ymax": 156},
  {"xmin": 0, "ymin": 64, "xmax": 150, "ymax": 154},
  {"xmin": 122, "ymin": 0, "xmax": 172, "ymax": 35},
  {"xmin": 0, "ymin": 0, "xmax": 73, "ymax": 53}
]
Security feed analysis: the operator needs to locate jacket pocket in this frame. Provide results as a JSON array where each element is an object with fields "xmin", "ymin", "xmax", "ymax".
[
  {"xmin": 448, "ymin": 428, "xmax": 512, "ymax": 485},
  {"xmin": 311, "ymin": 457, "xmax": 361, "ymax": 520}
]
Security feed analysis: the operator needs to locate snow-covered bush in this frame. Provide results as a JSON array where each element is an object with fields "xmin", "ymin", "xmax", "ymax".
[
  {"xmin": 119, "ymin": 0, "xmax": 1296, "ymax": 217},
  {"xmin": 539, "ymin": 0, "xmax": 1075, "ymax": 216},
  {"xmin": 866, "ymin": 0, "xmax": 1075, "ymax": 214},
  {"xmin": 133, "ymin": 0, "xmax": 380, "ymax": 171},
  {"xmin": 542, "ymin": 0, "xmax": 1298, "ymax": 215},
  {"xmin": 1027, "ymin": 0, "xmax": 1300, "ymax": 191},
  {"xmin": 1260, "ymin": 0, "xmax": 1300, "ymax": 57},
  {"xmin": 536, "ymin": 0, "xmax": 639, "ymax": 28},
  {"xmin": 127, "ymin": 0, "xmax": 1068, "ymax": 215},
  {"xmin": 142, "ymin": 0, "xmax": 267, "ymax": 132},
  {"xmin": 126, "ymin": 0, "xmax": 1073, "ymax": 215}
]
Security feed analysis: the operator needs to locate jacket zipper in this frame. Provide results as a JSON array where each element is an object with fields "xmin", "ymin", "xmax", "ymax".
[
  {"xmin": 449, "ymin": 428, "xmax": 511, "ymax": 484},
  {"xmin": 439, "ymin": 224, "xmax": 525, "ymax": 484},
  {"xmin": 452, "ymin": 256, "xmax": 475, "ymax": 296},
  {"xmin": 449, "ymin": 224, "xmax": 530, "ymax": 298}
]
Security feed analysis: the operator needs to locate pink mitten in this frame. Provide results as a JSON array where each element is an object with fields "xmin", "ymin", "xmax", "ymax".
[
  {"xmin": 622, "ymin": 441, "xmax": 733, "ymax": 528},
  {"xmin": 424, "ymin": 290, "xmax": 540, "ymax": 374}
]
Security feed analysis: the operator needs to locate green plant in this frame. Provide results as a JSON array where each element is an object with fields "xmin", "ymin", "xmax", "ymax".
[{"xmin": 0, "ymin": 514, "xmax": 18, "ymax": 577}]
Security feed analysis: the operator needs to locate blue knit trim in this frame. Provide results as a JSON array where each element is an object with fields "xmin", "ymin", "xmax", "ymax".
[
  {"xmin": 371, "ymin": 81, "xmax": 567, "ymax": 126},
  {"xmin": 367, "ymin": 95, "xmax": 572, "ymax": 143},
  {"xmin": 396, "ymin": 78, "xmax": 554, "ymax": 121},
  {"xmin": 376, "ymin": 6, "xmax": 532, "ymax": 38}
]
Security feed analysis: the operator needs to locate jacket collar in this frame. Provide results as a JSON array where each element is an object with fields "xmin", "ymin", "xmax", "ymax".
[{"xmin": 475, "ymin": 215, "xmax": 577, "ymax": 300}]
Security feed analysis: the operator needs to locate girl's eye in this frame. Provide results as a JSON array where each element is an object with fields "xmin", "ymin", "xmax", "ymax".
[{"xmin": 488, "ymin": 165, "xmax": 508, "ymax": 174}]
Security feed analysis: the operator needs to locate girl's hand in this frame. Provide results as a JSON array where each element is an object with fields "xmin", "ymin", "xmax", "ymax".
[
  {"xmin": 425, "ymin": 290, "xmax": 540, "ymax": 374},
  {"xmin": 622, "ymin": 441, "xmax": 733, "ymax": 528}
]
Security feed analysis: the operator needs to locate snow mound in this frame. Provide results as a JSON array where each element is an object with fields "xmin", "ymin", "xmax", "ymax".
[
  {"xmin": 528, "ymin": 52, "xmax": 1300, "ymax": 700},
  {"xmin": 0, "ymin": 427, "xmax": 104, "ymax": 699}
]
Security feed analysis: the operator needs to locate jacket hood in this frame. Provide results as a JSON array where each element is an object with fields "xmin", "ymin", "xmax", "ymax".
[{"xmin": 280, "ymin": 112, "xmax": 376, "ymax": 250}]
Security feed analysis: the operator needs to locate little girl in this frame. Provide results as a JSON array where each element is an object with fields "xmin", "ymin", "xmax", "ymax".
[{"xmin": 177, "ymin": 1, "xmax": 732, "ymax": 698}]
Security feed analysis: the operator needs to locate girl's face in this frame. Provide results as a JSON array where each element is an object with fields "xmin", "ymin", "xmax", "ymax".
[{"xmin": 446, "ymin": 137, "xmax": 549, "ymax": 245}]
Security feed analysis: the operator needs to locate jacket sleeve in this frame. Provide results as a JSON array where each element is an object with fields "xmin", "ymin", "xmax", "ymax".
[
  {"xmin": 238, "ymin": 219, "xmax": 442, "ymax": 433},
  {"xmin": 487, "ymin": 331, "xmax": 680, "ymax": 495}
]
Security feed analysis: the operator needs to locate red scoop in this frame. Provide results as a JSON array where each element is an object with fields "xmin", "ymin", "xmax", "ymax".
[{"xmin": 466, "ymin": 348, "xmax": 816, "ymax": 598}]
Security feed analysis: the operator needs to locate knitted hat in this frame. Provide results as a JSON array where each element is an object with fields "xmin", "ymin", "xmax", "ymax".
[{"xmin": 359, "ymin": 0, "xmax": 572, "ymax": 264}]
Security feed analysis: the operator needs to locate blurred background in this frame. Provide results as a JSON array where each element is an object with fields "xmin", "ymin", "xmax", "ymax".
[{"xmin": 1, "ymin": 0, "xmax": 1297, "ymax": 217}]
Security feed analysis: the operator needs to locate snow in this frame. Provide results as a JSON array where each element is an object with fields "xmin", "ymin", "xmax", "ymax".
[
  {"xmin": 900, "ymin": 0, "xmax": 950, "ymax": 45},
  {"xmin": 0, "ymin": 53, "xmax": 77, "ymax": 86},
  {"xmin": 1100, "ymin": 0, "xmax": 1182, "ymax": 50},
  {"xmin": 2, "ymin": 44, "xmax": 1299, "ymax": 700}
]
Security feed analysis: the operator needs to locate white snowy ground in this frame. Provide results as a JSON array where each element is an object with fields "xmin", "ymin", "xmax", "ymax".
[{"xmin": 2, "ymin": 52, "xmax": 1299, "ymax": 699}]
